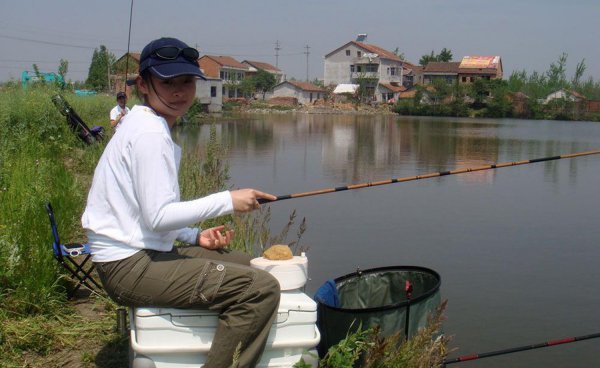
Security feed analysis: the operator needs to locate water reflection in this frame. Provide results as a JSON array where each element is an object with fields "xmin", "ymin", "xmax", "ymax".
[
  {"xmin": 173, "ymin": 114, "xmax": 600, "ymax": 368},
  {"xmin": 174, "ymin": 114, "xmax": 595, "ymax": 189}
]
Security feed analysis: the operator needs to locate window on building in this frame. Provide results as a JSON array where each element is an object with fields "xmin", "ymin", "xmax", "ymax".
[
  {"xmin": 350, "ymin": 65, "xmax": 355, "ymax": 73},
  {"xmin": 222, "ymin": 86, "xmax": 225, "ymax": 95},
  {"xmin": 357, "ymin": 51, "xmax": 362, "ymax": 58},
  {"xmin": 366, "ymin": 64, "xmax": 378, "ymax": 73},
  {"xmin": 211, "ymin": 86, "xmax": 217, "ymax": 97},
  {"xmin": 220, "ymin": 71, "xmax": 224, "ymax": 79},
  {"xmin": 462, "ymin": 76, "xmax": 467, "ymax": 82},
  {"xmin": 346, "ymin": 50, "xmax": 350, "ymax": 56},
  {"xmin": 310, "ymin": 92, "xmax": 313, "ymax": 102},
  {"xmin": 390, "ymin": 67, "xmax": 397, "ymax": 76}
]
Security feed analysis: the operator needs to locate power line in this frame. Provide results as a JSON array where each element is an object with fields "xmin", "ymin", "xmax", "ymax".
[{"xmin": 0, "ymin": 34, "xmax": 127, "ymax": 53}]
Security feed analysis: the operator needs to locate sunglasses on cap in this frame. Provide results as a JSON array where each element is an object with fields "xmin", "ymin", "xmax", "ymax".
[{"xmin": 152, "ymin": 46, "xmax": 199, "ymax": 61}]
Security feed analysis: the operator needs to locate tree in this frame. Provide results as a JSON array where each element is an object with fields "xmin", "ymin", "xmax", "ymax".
[
  {"xmin": 238, "ymin": 76, "xmax": 256, "ymax": 99},
  {"xmin": 86, "ymin": 45, "xmax": 115, "ymax": 91},
  {"xmin": 438, "ymin": 48, "xmax": 453, "ymax": 62},
  {"xmin": 572, "ymin": 59, "xmax": 586, "ymax": 88},
  {"xmin": 254, "ymin": 69, "xmax": 277, "ymax": 100},
  {"xmin": 58, "ymin": 59, "xmax": 69, "ymax": 79},
  {"xmin": 393, "ymin": 47, "xmax": 406, "ymax": 61},
  {"xmin": 429, "ymin": 79, "xmax": 452, "ymax": 106},
  {"xmin": 546, "ymin": 52, "xmax": 568, "ymax": 92},
  {"xmin": 419, "ymin": 50, "xmax": 437, "ymax": 66},
  {"xmin": 419, "ymin": 48, "xmax": 454, "ymax": 65},
  {"xmin": 32, "ymin": 64, "xmax": 42, "ymax": 80}
]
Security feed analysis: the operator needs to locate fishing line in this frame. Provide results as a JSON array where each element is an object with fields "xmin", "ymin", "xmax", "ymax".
[{"xmin": 258, "ymin": 149, "xmax": 600, "ymax": 204}]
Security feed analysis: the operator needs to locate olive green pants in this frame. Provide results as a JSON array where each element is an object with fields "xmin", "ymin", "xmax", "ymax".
[{"xmin": 95, "ymin": 246, "xmax": 281, "ymax": 368}]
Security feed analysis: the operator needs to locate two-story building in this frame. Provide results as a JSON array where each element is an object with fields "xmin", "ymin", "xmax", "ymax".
[
  {"xmin": 324, "ymin": 36, "xmax": 405, "ymax": 103},
  {"xmin": 199, "ymin": 55, "xmax": 250, "ymax": 98}
]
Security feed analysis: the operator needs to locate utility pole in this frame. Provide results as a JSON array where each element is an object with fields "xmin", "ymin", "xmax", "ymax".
[
  {"xmin": 275, "ymin": 40, "xmax": 281, "ymax": 68},
  {"xmin": 304, "ymin": 44, "xmax": 310, "ymax": 81}
]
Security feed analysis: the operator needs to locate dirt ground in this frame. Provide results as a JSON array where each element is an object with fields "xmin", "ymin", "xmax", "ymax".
[{"xmin": 23, "ymin": 291, "xmax": 130, "ymax": 368}]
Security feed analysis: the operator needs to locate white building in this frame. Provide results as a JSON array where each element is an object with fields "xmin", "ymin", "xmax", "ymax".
[
  {"xmin": 195, "ymin": 77, "xmax": 223, "ymax": 112},
  {"xmin": 272, "ymin": 80, "xmax": 325, "ymax": 105},
  {"xmin": 324, "ymin": 36, "xmax": 405, "ymax": 103}
]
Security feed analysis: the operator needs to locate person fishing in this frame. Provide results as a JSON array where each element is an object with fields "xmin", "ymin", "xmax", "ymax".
[
  {"xmin": 82, "ymin": 37, "xmax": 280, "ymax": 368},
  {"xmin": 109, "ymin": 91, "xmax": 130, "ymax": 129}
]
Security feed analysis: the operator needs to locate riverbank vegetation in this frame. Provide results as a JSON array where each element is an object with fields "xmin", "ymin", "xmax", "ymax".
[
  {"xmin": 395, "ymin": 53, "xmax": 600, "ymax": 121},
  {"xmin": 0, "ymin": 85, "xmax": 447, "ymax": 367}
]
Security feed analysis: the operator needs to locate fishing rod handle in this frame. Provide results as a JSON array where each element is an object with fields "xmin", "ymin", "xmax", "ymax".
[{"xmin": 258, "ymin": 196, "xmax": 287, "ymax": 204}]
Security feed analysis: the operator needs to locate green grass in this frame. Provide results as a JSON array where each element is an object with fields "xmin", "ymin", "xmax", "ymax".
[
  {"xmin": 0, "ymin": 86, "xmax": 113, "ymax": 315},
  {"xmin": 0, "ymin": 85, "xmax": 119, "ymax": 366}
]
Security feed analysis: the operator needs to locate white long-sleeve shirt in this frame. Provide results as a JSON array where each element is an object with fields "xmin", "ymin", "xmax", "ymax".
[{"xmin": 82, "ymin": 105, "xmax": 233, "ymax": 262}]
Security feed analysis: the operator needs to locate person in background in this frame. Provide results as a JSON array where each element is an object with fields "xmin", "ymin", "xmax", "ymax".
[
  {"xmin": 83, "ymin": 37, "xmax": 280, "ymax": 368},
  {"xmin": 109, "ymin": 91, "xmax": 130, "ymax": 129}
]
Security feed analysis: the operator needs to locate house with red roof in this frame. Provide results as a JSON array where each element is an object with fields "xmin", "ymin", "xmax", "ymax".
[
  {"xmin": 199, "ymin": 55, "xmax": 250, "ymax": 99},
  {"xmin": 242, "ymin": 60, "xmax": 284, "ymax": 84},
  {"xmin": 272, "ymin": 80, "xmax": 325, "ymax": 105},
  {"xmin": 323, "ymin": 35, "xmax": 405, "ymax": 103}
]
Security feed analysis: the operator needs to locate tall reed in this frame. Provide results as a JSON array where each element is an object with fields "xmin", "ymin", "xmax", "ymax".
[{"xmin": 178, "ymin": 123, "xmax": 308, "ymax": 257}]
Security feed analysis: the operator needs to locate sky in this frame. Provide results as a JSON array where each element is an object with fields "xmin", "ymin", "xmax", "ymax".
[{"xmin": 2, "ymin": 0, "xmax": 600, "ymax": 84}]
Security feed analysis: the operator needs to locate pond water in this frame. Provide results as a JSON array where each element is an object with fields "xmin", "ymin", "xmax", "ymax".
[{"xmin": 173, "ymin": 113, "xmax": 600, "ymax": 367}]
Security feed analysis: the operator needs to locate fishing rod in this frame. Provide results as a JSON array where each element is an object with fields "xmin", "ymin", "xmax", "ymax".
[
  {"xmin": 124, "ymin": 0, "xmax": 134, "ymax": 94},
  {"xmin": 442, "ymin": 331, "xmax": 600, "ymax": 366},
  {"xmin": 258, "ymin": 149, "xmax": 600, "ymax": 204}
]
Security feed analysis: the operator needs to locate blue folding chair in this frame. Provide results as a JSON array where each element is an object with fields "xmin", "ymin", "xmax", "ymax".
[{"xmin": 45, "ymin": 202, "xmax": 103, "ymax": 298}]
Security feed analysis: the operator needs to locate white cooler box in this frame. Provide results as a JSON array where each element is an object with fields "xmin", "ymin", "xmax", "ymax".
[{"xmin": 130, "ymin": 290, "xmax": 320, "ymax": 368}]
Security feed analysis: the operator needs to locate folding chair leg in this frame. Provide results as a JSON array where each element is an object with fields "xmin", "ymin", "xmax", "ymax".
[
  {"xmin": 65, "ymin": 256, "xmax": 103, "ymax": 290},
  {"xmin": 60, "ymin": 258, "xmax": 102, "ymax": 298}
]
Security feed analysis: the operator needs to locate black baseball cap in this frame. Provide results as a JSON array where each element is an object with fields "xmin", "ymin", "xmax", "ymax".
[
  {"xmin": 116, "ymin": 91, "xmax": 126, "ymax": 99},
  {"xmin": 127, "ymin": 37, "xmax": 204, "ymax": 85}
]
